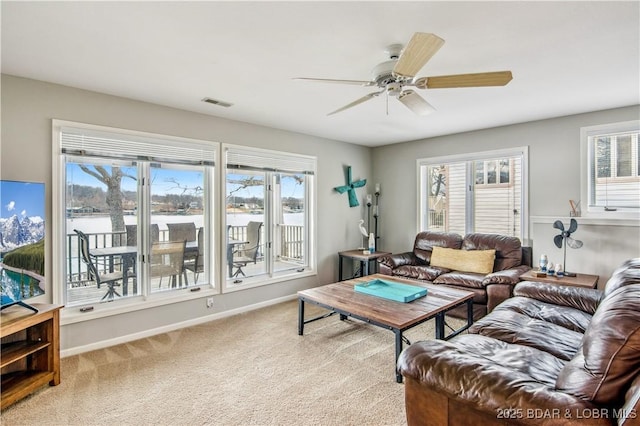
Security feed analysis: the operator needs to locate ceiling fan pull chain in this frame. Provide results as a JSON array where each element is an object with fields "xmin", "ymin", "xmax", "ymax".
[{"xmin": 386, "ymin": 90, "xmax": 389, "ymax": 115}]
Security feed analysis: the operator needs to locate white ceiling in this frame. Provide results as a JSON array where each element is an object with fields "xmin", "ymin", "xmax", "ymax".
[{"xmin": 2, "ymin": 1, "xmax": 639, "ymax": 147}]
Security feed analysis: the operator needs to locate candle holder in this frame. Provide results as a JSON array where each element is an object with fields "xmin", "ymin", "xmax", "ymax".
[{"xmin": 374, "ymin": 185, "xmax": 380, "ymax": 251}]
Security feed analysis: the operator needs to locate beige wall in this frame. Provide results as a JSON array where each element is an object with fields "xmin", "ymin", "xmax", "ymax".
[
  {"xmin": 1, "ymin": 74, "xmax": 372, "ymax": 352},
  {"xmin": 3, "ymin": 73, "xmax": 638, "ymax": 353},
  {"xmin": 372, "ymin": 105, "xmax": 640, "ymax": 286}
]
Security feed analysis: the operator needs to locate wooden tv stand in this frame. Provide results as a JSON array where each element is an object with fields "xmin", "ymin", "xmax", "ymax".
[{"xmin": 1, "ymin": 303, "xmax": 62, "ymax": 409}]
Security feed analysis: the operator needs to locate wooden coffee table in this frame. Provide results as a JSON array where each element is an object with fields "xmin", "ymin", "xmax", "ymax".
[{"xmin": 297, "ymin": 274, "xmax": 474, "ymax": 383}]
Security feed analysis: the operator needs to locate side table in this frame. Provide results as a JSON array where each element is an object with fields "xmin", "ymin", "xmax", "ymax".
[
  {"xmin": 519, "ymin": 269, "xmax": 599, "ymax": 289},
  {"xmin": 338, "ymin": 249, "xmax": 391, "ymax": 281}
]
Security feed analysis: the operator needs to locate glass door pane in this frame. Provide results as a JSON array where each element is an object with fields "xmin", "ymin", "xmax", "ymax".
[
  {"xmin": 424, "ymin": 163, "xmax": 466, "ymax": 235},
  {"xmin": 65, "ymin": 158, "xmax": 138, "ymax": 306},
  {"xmin": 274, "ymin": 172, "xmax": 306, "ymax": 273},
  {"xmin": 226, "ymin": 170, "xmax": 267, "ymax": 282},
  {"xmin": 149, "ymin": 164, "xmax": 206, "ymax": 293},
  {"xmin": 473, "ymin": 157, "xmax": 522, "ymax": 237}
]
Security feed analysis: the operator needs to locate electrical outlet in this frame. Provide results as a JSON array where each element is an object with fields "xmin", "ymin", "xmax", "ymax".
[{"xmin": 206, "ymin": 297, "xmax": 214, "ymax": 308}]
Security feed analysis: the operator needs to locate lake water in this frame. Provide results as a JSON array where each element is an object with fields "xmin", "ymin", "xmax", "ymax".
[{"xmin": 0, "ymin": 265, "xmax": 45, "ymax": 305}]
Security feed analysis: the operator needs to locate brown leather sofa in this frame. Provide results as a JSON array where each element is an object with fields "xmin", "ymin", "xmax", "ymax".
[
  {"xmin": 397, "ymin": 258, "xmax": 640, "ymax": 426},
  {"xmin": 378, "ymin": 232, "xmax": 532, "ymax": 320}
]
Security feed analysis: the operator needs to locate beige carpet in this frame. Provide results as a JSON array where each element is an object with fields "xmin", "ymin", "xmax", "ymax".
[{"xmin": 1, "ymin": 300, "xmax": 453, "ymax": 426}]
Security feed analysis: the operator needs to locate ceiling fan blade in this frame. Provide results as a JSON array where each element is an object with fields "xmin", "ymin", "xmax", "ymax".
[
  {"xmin": 568, "ymin": 218, "xmax": 578, "ymax": 234},
  {"xmin": 293, "ymin": 77, "xmax": 375, "ymax": 86},
  {"xmin": 553, "ymin": 220, "xmax": 565, "ymax": 231},
  {"xmin": 567, "ymin": 237, "xmax": 583, "ymax": 249},
  {"xmin": 397, "ymin": 90, "xmax": 436, "ymax": 116},
  {"xmin": 327, "ymin": 91, "xmax": 383, "ymax": 116},
  {"xmin": 416, "ymin": 71, "xmax": 513, "ymax": 89},
  {"xmin": 553, "ymin": 234, "xmax": 564, "ymax": 249},
  {"xmin": 393, "ymin": 33, "xmax": 445, "ymax": 78}
]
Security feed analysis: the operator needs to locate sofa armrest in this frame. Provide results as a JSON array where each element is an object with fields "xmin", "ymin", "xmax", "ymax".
[
  {"xmin": 377, "ymin": 252, "xmax": 419, "ymax": 269},
  {"xmin": 398, "ymin": 340, "xmax": 609, "ymax": 425},
  {"xmin": 483, "ymin": 264, "xmax": 532, "ymax": 286},
  {"xmin": 514, "ymin": 281, "xmax": 602, "ymax": 315}
]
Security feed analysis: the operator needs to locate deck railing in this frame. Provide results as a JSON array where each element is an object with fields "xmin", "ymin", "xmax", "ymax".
[
  {"xmin": 428, "ymin": 210, "xmax": 446, "ymax": 231},
  {"xmin": 67, "ymin": 225, "xmax": 304, "ymax": 285}
]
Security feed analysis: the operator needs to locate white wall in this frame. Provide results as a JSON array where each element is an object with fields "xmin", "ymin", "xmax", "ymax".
[
  {"xmin": 0, "ymin": 74, "xmax": 373, "ymax": 352},
  {"xmin": 372, "ymin": 106, "xmax": 640, "ymax": 287}
]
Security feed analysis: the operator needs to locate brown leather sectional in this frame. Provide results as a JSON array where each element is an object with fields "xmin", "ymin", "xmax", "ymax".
[
  {"xmin": 378, "ymin": 231, "xmax": 532, "ymax": 320},
  {"xmin": 397, "ymin": 258, "xmax": 640, "ymax": 426}
]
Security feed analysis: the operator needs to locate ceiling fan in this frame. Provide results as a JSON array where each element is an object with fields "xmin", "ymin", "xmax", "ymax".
[{"xmin": 294, "ymin": 32, "xmax": 513, "ymax": 116}]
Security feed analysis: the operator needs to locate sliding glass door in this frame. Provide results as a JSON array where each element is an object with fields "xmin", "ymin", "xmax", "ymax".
[{"xmin": 419, "ymin": 148, "xmax": 527, "ymax": 240}]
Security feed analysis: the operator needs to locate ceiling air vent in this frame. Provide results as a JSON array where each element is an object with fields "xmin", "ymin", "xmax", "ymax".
[{"xmin": 201, "ymin": 97, "xmax": 233, "ymax": 108}]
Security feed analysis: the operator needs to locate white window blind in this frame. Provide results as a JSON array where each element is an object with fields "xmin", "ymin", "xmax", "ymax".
[
  {"xmin": 583, "ymin": 121, "xmax": 640, "ymax": 212},
  {"xmin": 60, "ymin": 127, "xmax": 216, "ymax": 166},
  {"xmin": 225, "ymin": 145, "xmax": 316, "ymax": 175}
]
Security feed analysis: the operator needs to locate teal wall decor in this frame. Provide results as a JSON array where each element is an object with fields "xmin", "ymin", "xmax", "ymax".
[{"xmin": 334, "ymin": 165, "xmax": 366, "ymax": 207}]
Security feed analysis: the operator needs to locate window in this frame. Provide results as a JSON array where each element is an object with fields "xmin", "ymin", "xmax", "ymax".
[
  {"xmin": 53, "ymin": 121, "xmax": 216, "ymax": 311},
  {"xmin": 224, "ymin": 145, "xmax": 315, "ymax": 289},
  {"xmin": 582, "ymin": 120, "xmax": 640, "ymax": 214},
  {"xmin": 418, "ymin": 147, "xmax": 528, "ymax": 239},
  {"xmin": 474, "ymin": 159, "xmax": 511, "ymax": 186}
]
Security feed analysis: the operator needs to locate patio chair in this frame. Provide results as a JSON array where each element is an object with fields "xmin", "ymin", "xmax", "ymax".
[
  {"xmin": 168, "ymin": 222, "xmax": 197, "ymax": 266},
  {"xmin": 126, "ymin": 224, "xmax": 159, "ymax": 246},
  {"xmin": 74, "ymin": 229, "xmax": 122, "ymax": 301},
  {"xmin": 167, "ymin": 222, "xmax": 196, "ymax": 242},
  {"xmin": 184, "ymin": 227, "xmax": 204, "ymax": 282},
  {"xmin": 150, "ymin": 240, "xmax": 188, "ymax": 288},
  {"xmin": 232, "ymin": 221, "xmax": 262, "ymax": 278}
]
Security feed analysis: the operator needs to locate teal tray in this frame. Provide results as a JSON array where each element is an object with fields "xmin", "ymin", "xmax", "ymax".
[{"xmin": 354, "ymin": 279, "xmax": 427, "ymax": 303}]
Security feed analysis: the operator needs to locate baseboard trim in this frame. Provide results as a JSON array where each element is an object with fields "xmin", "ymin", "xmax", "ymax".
[{"xmin": 60, "ymin": 293, "xmax": 298, "ymax": 357}]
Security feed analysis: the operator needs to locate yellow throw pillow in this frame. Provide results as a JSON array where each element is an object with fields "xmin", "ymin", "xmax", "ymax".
[{"xmin": 430, "ymin": 246, "xmax": 496, "ymax": 275}]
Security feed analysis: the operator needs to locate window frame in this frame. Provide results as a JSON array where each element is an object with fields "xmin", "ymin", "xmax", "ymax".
[
  {"xmin": 222, "ymin": 144, "xmax": 317, "ymax": 293},
  {"xmin": 580, "ymin": 120, "xmax": 640, "ymax": 217},
  {"xmin": 52, "ymin": 120, "xmax": 219, "ymax": 324},
  {"xmin": 417, "ymin": 146, "xmax": 529, "ymax": 240}
]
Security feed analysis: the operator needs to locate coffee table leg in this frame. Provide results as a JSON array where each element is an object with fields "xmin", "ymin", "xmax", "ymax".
[
  {"xmin": 395, "ymin": 329, "xmax": 403, "ymax": 383},
  {"xmin": 298, "ymin": 298, "xmax": 305, "ymax": 335},
  {"xmin": 435, "ymin": 313, "xmax": 445, "ymax": 340}
]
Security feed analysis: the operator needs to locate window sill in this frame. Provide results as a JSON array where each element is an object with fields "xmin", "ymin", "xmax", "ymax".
[
  {"xmin": 530, "ymin": 215, "xmax": 640, "ymax": 227},
  {"xmin": 223, "ymin": 269, "xmax": 316, "ymax": 292},
  {"xmin": 60, "ymin": 285, "xmax": 219, "ymax": 325}
]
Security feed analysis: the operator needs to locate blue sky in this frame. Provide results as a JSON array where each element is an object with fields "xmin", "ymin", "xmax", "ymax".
[
  {"xmin": 227, "ymin": 173, "xmax": 303, "ymax": 199},
  {"xmin": 66, "ymin": 164, "xmax": 303, "ymax": 199},
  {"xmin": 1, "ymin": 180, "xmax": 45, "ymax": 219},
  {"xmin": 66, "ymin": 164, "xmax": 204, "ymax": 196}
]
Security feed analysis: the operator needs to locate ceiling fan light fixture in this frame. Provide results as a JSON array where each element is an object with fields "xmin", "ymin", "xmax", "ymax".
[
  {"xmin": 398, "ymin": 90, "xmax": 435, "ymax": 116},
  {"xmin": 386, "ymin": 82, "xmax": 402, "ymax": 97}
]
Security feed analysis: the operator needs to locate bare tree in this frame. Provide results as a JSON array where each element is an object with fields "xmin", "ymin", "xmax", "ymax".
[{"xmin": 78, "ymin": 165, "xmax": 135, "ymax": 232}]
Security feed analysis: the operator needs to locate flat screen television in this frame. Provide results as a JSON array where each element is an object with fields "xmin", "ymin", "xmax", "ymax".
[{"xmin": 0, "ymin": 180, "xmax": 45, "ymax": 313}]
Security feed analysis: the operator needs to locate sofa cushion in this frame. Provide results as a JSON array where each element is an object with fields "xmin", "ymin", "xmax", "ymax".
[
  {"xmin": 435, "ymin": 271, "xmax": 486, "ymax": 289},
  {"xmin": 491, "ymin": 296, "xmax": 593, "ymax": 334},
  {"xmin": 413, "ymin": 231, "xmax": 462, "ymax": 264},
  {"xmin": 392, "ymin": 264, "xmax": 448, "ymax": 281},
  {"xmin": 430, "ymin": 246, "xmax": 495, "ymax": 275},
  {"xmin": 555, "ymin": 285, "xmax": 640, "ymax": 406},
  {"xmin": 482, "ymin": 265, "xmax": 529, "ymax": 286},
  {"xmin": 440, "ymin": 284, "xmax": 487, "ymax": 305},
  {"xmin": 462, "ymin": 233, "xmax": 522, "ymax": 271},
  {"xmin": 469, "ymin": 308, "xmax": 584, "ymax": 361},
  {"xmin": 450, "ymin": 334, "xmax": 567, "ymax": 387},
  {"xmin": 514, "ymin": 281, "xmax": 602, "ymax": 315}
]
